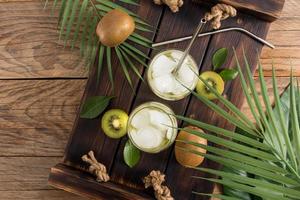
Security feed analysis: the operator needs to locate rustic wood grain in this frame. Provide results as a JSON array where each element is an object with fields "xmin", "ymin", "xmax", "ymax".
[
  {"xmin": 0, "ymin": 157, "xmax": 64, "ymax": 191},
  {"xmin": 0, "ymin": 79, "xmax": 86, "ymax": 156},
  {"xmin": 49, "ymin": 164, "xmax": 153, "ymax": 200},
  {"xmin": 193, "ymin": 0, "xmax": 285, "ymax": 22},
  {"xmin": 56, "ymin": 0, "xmax": 279, "ymax": 199},
  {"xmin": 0, "ymin": 78, "xmax": 289, "ymax": 195},
  {"xmin": 0, "ymin": 190, "xmax": 84, "ymax": 200},
  {"xmin": 241, "ymin": 77, "xmax": 291, "ymax": 122},
  {"xmin": 0, "ymin": 1, "xmax": 87, "ymax": 78},
  {"xmin": 111, "ymin": 0, "xmax": 211, "ymax": 192},
  {"xmin": 163, "ymin": 11, "xmax": 270, "ymax": 199},
  {"xmin": 63, "ymin": 0, "xmax": 163, "ymax": 172},
  {"xmin": 0, "ymin": 0, "xmax": 297, "ymax": 199},
  {"xmin": 260, "ymin": 0, "xmax": 300, "ymax": 76}
]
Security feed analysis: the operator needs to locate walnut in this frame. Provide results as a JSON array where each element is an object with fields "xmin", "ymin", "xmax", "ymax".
[{"xmin": 153, "ymin": 0, "xmax": 183, "ymax": 13}]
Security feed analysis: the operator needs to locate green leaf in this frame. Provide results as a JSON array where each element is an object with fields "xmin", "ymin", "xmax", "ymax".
[
  {"xmin": 59, "ymin": 0, "xmax": 73, "ymax": 41},
  {"xmin": 177, "ymin": 139, "xmax": 286, "ymax": 174},
  {"xmin": 193, "ymin": 192, "xmax": 241, "ymax": 200},
  {"xmin": 71, "ymin": 0, "xmax": 88, "ymax": 49},
  {"xmin": 131, "ymin": 33, "xmax": 152, "ymax": 44},
  {"xmin": 85, "ymin": 16, "xmax": 99, "ymax": 64},
  {"xmin": 120, "ymin": 45, "xmax": 148, "ymax": 67},
  {"xmin": 194, "ymin": 168, "xmax": 300, "ymax": 199},
  {"xmin": 122, "ymin": 42, "xmax": 150, "ymax": 60},
  {"xmin": 57, "ymin": 0, "xmax": 67, "ymax": 24},
  {"xmin": 237, "ymin": 50, "xmax": 275, "ymax": 145},
  {"xmin": 222, "ymin": 166, "xmax": 252, "ymax": 200},
  {"xmin": 195, "ymin": 74, "xmax": 259, "ymax": 134},
  {"xmin": 96, "ymin": 0, "xmax": 137, "ymax": 17},
  {"xmin": 119, "ymin": 48, "xmax": 145, "ymax": 82},
  {"xmin": 235, "ymin": 56, "xmax": 264, "ymax": 132},
  {"xmin": 181, "ymin": 146, "xmax": 297, "ymax": 186},
  {"xmin": 123, "ymin": 140, "xmax": 140, "ymax": 168},
  {"xmin": 183, "ymin": 87, "xmax": 258, "ymax": 137},
  {"xmin": 97, "ymin": 45, "xmax": 105, "ymax": 85},
  {"xmin": 135, "ymin": 24, "xmax": 152, "ymax": 32},
  {"xmin": 290, "ymin": 72, "xmax": 300, "ymax": 162},
  {"xmin": 51, "ymin": 0, "xmax": 60, "ymax": 14},
  {"xmin": 175, "ymin": 115, "xmax": 267, "ymax": 150},
  {"xmin": 212, "ymin": 47, "xmax": 228, "ymax": 70},
  {"xmin": 119, "ymin": 0, "xmax": 139, "ymax": 6},
  {"xmin": 64, "ymin": 0, "xmax": 80, "ymax": 45},
  {"xmin": 80, "ymin": 7, "xmax": 93, "ymax": 56},
  {"xmin": 181, "ymin": 128, "xmax": 278, "ymax": 162},
  {"xmin": 128, "ymin": 35, "xmax": 152, "ymax": 48},
  {"xmin": 115, "ymin": 47, "xmax": 134, "ymax": 89},
  {"xmin": 258, "ymin": 64, "xmax": 285, "ymax": 156},
  {"xmin": 106, "ymin": 47, "xmax": 114, "ymax": 90},
  {"xmin": 80, "ymin": 96, "xmax": 113, "ymax": 119},
  {"xmin": 219, "ymin": 68, "xmax": 238, "ymax": 81}
]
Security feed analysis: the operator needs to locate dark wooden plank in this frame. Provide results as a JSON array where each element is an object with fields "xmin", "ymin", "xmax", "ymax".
[
  {"xmin": 49, "ymin": 164, "xmax": 154, "ymax": 200},
  {"xmin": 0, "ymin": 190, "xmax": 84, "ymax": 200},
  {"xmin": 110, "ymin": 0, "xmax": 211, "ymax": 191},
  {"xmin": 193, "ymin": 0, "xmax": 285, "ymax": 22},
  {"xmin": 50, "ymin": 0, "xmax": 282, "ymax": 199},
  {"xmin": 63, "ymin": 0, "xmax": 163, "ymax": 170},
  {"xmin": 164, "ymin": 13, "xmax": 270, "ymax": 200}
]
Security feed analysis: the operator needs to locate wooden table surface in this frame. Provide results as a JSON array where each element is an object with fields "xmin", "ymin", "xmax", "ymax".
[{"xmin": 0, "ymin": 0, "xmax": 298, "ymax": 199}]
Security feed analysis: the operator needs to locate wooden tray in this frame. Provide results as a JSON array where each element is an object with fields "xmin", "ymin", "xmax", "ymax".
[{"xmin": 48, "ymin": 0, "xmax": 284, "ymax": 199}]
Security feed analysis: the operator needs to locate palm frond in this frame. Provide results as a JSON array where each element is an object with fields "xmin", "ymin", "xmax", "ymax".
[
  {"xmin": 106, "ymin": 46, "xmax": 114, "ymax": 90},
  {"xmin": 46, "ymin": 0, "xmax": 152, "ymax": 87},
  {"xmin": 178, "ymin": 51, "xmax": 300, "ymax": 199}
]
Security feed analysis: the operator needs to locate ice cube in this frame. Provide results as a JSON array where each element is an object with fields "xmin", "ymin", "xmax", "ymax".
[
  {"xmin": 173, "ymin": 78, "xmax": 188, "ymax": 95},
  {"xmin": 131, "ymin": 126, "xmax": 163, "ymax": 149},
  {"xmin": 152, "ymin": 55, "xmax": 176, "ymax": 78},
  {"xmin": 131, "ymin": 109, "xmax": 151, "ymax": 129},
  {"xmin": 166, "ymin": 127, "xmax": 173, "ymax": 140},
  {"xmin": 149, "ymin": 109, "xmax": 172, "ymax": 132},
  {"xmin": 170, "ymin": 51, "xmax": 182, "ymax": 61},
  {"xmin": 153, "ymin": 74, "xmax": 176, "ymax": 94},
  {"xmin": 178, "ymin": 63, "xmax": 197, "ymax": 86}
]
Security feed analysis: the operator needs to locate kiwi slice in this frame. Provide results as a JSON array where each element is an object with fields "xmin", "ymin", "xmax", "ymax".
[
  {"xmin": 101, "ymin": 109, "xmax": 128, "ymax": 139},
  {"xmin": 196, "ymin": 71, "xmax": 224, "ymax": 100}
]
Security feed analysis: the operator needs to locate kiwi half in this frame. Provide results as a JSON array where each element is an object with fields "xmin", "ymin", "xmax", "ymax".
[
  {"xmin": 196, "ymin": 71, "xmax": 224, "ymax": 100},
  {"xmin": 101, "ymin": 109, "xmax": 128, "ymax": 139}
]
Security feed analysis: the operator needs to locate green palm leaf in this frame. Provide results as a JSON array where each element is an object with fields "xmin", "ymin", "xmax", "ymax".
[
  {"xmin": 115, "ymin": 47, "xmax": 134, "ymax": 90},
  {"xmin": 45, "ymin": 0, "xmax": 152, "ymax": 88},
  {"xmin": 178, "ymin": 50, "xmax": 300, "ymax": 199},
  {"xmin": 106, "ymin": 47, "xmax": 114, "ymax": 90}
]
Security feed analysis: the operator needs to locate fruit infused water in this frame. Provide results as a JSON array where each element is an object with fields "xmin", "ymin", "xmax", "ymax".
[
  {"xmin": 147, "ymin": 49, "xmax": 199, "ymax": 101},
  {"xmin": 127, "ymin": 102, "xmax": 178, "ymax": 153}
]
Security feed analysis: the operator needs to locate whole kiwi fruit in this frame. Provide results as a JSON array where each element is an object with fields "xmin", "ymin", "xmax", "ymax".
[
  {"xmin": 175, "ymin": 126, "xmax": 207, "ymax": 167},
  {"xmin": 96, "ymin": 9, "xmax": 135, "ymax": 47}
]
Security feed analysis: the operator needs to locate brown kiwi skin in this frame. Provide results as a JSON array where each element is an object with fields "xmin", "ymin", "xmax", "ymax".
[
  {"xmin": 96, "ymin": 9, "xmax": 135, "ymax": 47},
  {"xmin": 175, "ymin": 126, "xmax": 207, "ymax": 167}
]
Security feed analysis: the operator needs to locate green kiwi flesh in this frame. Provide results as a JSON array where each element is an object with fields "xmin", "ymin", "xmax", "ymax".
[
  {"xmin": 196, "ymin": 71, "xmax": 225, "ymax": 100},
  {"xmin": 101, "ymin": 109, "xmax": 128, "ymax": 139}
]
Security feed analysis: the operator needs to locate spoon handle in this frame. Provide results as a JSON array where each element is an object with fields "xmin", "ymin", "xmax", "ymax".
[{"xmin": 174, "ymin": 18, "xmax": 207, "ymax": 74}]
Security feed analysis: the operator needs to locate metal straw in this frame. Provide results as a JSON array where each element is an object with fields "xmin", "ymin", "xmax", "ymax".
[
  {"xmin": 153, "ymin": 27, "xmax": 275, "ymax": 49},
  {"xmin": 173, "ymin": 18, "xmax": 207, "ymax": 74}
]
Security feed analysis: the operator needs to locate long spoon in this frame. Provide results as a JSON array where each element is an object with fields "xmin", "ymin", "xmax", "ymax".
[{"xmin": 172, "ymin": 18, "xmax": 207, "ymax": 74}]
